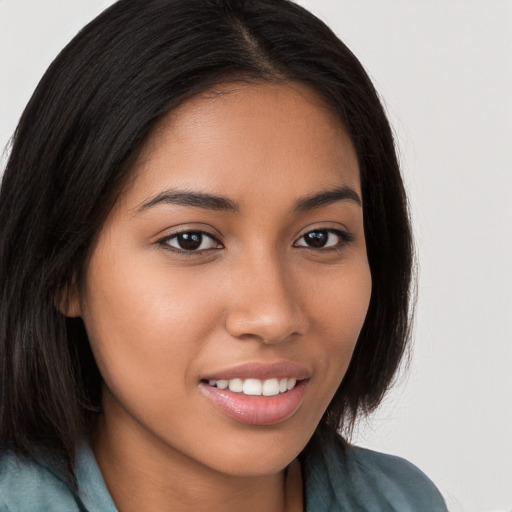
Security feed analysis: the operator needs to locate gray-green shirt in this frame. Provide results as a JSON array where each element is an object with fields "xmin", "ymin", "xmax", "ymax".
[{"xmin": 0, "ymin": 440, "xmax": 447, "ymax": 511}]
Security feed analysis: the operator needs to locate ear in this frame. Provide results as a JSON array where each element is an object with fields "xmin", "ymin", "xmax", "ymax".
[{"xmin": 57, "ymin": 279, "xmax": 82, "ymax": 317}]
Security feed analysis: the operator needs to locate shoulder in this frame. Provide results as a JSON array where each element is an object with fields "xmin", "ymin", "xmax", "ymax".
[
  {"xmin": 347, "ymin": 445, "xmax": 448, "ymax": 508},
  {"xmin": 0, "ymin": 448, "xmax": 83, "ymax": 512},
  {"xmin": 0, "ymin": 444, "xmax": 117, "ymax": 512},
  {"xmin": 303, "ymin": 436, "xmax": 448, "ymax": 511}
]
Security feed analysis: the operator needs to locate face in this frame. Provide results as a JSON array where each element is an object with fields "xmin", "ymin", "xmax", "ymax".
[{"xmin": 73, "ymin": 82, "xmax": 371, "ymax": 477}]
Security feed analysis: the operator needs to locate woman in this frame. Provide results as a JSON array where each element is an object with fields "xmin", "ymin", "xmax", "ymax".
[{"xmin": 0, "ymin": 0, "xmax": 447, "ymax": 510}]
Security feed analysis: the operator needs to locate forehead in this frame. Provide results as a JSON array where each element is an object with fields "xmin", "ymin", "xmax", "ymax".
[{"xmin": 123, "ymin": 82, "xmax": 360, "ymax": 209}]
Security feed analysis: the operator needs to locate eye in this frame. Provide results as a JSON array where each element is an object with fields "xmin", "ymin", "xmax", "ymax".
[
  {"xmin": 160, "ymin": 231, "xmax": 222, "ymax": 252},
  {"xmin": 294, "ymin": 229, "xmax": 353, "ymax": 249}
]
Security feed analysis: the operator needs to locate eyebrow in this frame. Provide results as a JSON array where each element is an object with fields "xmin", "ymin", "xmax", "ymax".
[
  {"xmin": 293, "ymin": 186, "xmax": 362, "ymax": 212},
  {"xmin": 138, "ymin": 189, "xmax": 239, "ymax": 212},
  {"xmin": 137, "ymin": 185, "xmax": 361, "ymax": 213}
]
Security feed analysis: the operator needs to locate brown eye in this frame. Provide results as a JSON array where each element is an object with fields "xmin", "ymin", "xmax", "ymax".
[
  {"xmin": 303, "ymin": 230, "xmax": 330, "ymax": 248},
  {"xmin": 294, "ymin": 229, "xmax": 353, "ymax": 249},
  {"xmin": 163, "ymin": 231, "xmax": 221, "ymax": 252}
]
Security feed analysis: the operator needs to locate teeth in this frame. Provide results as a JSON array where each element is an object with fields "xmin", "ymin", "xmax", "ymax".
[
  {"xmin": 208, "ymin": 377, "xmax": 299, "ymax": 396},
  {"xmin": 216, "ymin": 379, "xmax": 228, "ymax": 390},
  {"xmin": 228, "ymin": 378, "xmax": 243, "ymax": 393},
  {"xmin": 243, "ymin": 379, "xmax": 262, "ymax": 396},
  {"xmin": 262, "ymin": 378, "xmax": 280, "ymax": 396}
]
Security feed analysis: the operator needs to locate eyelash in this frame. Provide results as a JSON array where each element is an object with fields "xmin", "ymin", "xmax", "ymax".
[
  {"xmin": 158, "ymin": 230, "xmax": 224, "ymax": 255},
  {"xmin": 293, "ymin": 228, "xmax": 354, "ymax": 251},
  {"xmin": 158, "ymin": 228, "xmax": 354, "ymax": 255}
]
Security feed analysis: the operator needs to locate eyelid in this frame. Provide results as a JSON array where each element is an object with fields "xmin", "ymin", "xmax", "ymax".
[
  {"xmin": 293, "ymin": 227, "xmax": 354, "ymax": 249},
  {"xmin": 156, "ymin": 228, "xmax": 224, "ymax": 254},
  {"xmin": 153, "ymin": 223, "xmax": 224, "ymax": 243},
  {"xmin": 154, "ymin": 225, "xmax": 353, "ymax": 255}
]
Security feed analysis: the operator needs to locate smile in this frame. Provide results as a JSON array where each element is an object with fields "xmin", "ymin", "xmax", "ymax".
[
  {"xmin": 200, "ymin": 361, "xmax": 310, "ymax": 425},
  {"xmin": 207, "ymin": 377, "xmax": 297, "ymax": 396},
  {"xmin": 200, "ymin": 379, "xmax": 308, "ymax": 426}
]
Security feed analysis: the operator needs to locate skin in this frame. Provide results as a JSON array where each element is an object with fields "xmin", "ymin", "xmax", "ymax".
[{"xmin": 67, "ymin": 82, "xmax": 372, "ymax": 512}]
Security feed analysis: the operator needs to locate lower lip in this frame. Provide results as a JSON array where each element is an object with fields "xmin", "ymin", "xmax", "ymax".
[{"xmin": 200, "ymin": 380, "xmax": 308, "ymax": 426}]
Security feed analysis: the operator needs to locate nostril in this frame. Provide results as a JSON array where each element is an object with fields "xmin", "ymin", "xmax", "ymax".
[{"xmin": 225, "ymin": 309, "xmax": 305, "ymax": 345}]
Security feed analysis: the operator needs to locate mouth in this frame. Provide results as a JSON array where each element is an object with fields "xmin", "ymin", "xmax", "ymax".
[
  {"xmin": 205, "ymin": 377, "xmax": 298, "ymax": 397},
  {"xmin": 199, "ymin": 362, "xmax": 309, "ymax": 426}
]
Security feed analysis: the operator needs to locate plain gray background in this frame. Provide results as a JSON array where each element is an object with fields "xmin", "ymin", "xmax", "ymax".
[{"xmin": 1, "ymin": 1, "xmax": 511, "ymax": 510}]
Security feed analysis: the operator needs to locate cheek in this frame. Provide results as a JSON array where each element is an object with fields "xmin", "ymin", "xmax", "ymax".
[
  {"xmin": 308, "ymin": 259, "xmax": 372, "ymax": 388},
  {"xmin": 313, "ymin": 255, "xmax": 371, "ymax": 332},
  {"xmin": 80, "ymin": 251, "xmax": 225, "ymax": 404}
]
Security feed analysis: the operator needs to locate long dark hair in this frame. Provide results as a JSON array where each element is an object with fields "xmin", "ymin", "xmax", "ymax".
[{"xmin": 0, "ymin": 0, "xmax": 413, "ymax": 472}]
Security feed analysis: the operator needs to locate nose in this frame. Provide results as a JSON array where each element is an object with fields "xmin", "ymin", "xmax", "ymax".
[{"xmin": 224, "ymin": 250, "xmax": 308, "ymax": 344}]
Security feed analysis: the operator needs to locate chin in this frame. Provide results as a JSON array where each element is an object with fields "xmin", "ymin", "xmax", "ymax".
[{"xmin": 189, "ymin": 427, "xmax": 311, "ymax": 477}]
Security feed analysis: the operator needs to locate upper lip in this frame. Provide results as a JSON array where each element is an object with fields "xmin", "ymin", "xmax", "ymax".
[{"xmin": 202, "ymin": 361, "xmax": 310, "ymax": 381}]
